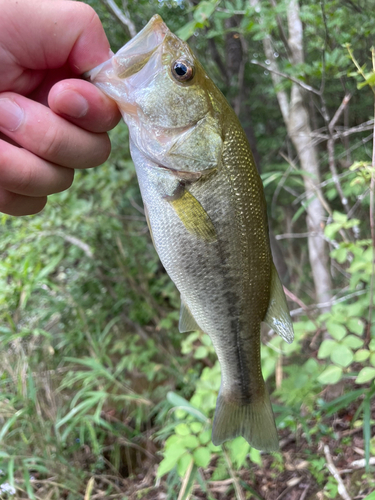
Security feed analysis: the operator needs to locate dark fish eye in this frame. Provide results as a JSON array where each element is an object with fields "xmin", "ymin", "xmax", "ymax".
[{"xmin": 171, "ymin": 60, "xmax": 194, "ymax": 82}]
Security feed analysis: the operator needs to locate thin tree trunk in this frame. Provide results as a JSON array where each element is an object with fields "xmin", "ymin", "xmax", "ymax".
[{"xmin": 251, "ymin": 0, "xmax": 332, "ymax": 303}]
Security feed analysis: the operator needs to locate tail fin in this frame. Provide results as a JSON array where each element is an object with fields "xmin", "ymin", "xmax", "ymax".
[{"xmin": 211, "ymin": 389, "xmax": 279, "ymax": 452}]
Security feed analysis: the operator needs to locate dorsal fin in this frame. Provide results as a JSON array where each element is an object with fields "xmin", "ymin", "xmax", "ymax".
[{"xmin": 263, "ymin": 263, "xmax": 294, "ymax": 344}]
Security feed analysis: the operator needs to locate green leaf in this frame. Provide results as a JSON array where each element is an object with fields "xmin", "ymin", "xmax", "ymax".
[
  {"xmin": 354, "ymin": 349, "xmax": 370, "ymax": 362},
  {"xmin": 249, "ymin": 447, "xmax": 263, "ymax": 466},
  {"xmin": 228, "ymin": 437, "xmax": 250, "ymax": 469},
  {"xmin": 176, "ymin": 20, "xmax": 198, "ymax": 41},
  {"xmin": 363, "ymin": 491, "xmax": 375, "ymax": 500},
  {"xmin": 332, "ymin": 246, "xmax": 348, "ymax": 263},
  {"xmin": 330, "ymin": 344, "xmax": 353, "ymax": 367},
  {"xmin": 371, "ymin": 353, "xmax": 375, "ymax": 366},
  {"xmin": 194, "ymin": 346, "xmax": 208, "ymax": 359},
  {"xmin": 326, "ymin": 322, "xmax": 347, "ymax": 341},
  {"xmin": 157, "ymin": 449, "xmax": 185, "ymax": 477},
  {"xmin": 332, "ymin": 211, "xmax": 348, "ymax": 223},
  {"xmin": 318, "ymin": 339, "xmax": 337, "ymax": 359},
  {"xmin": 177, "ymin": 453, "xmax": 194, "ymax": 477},
  {"xmin": 356, "ymin": 367, "xmax": 375, "ymax": 384},
  {"xmin": 194, "ymin": 0, "xmax": 218, "ymax": 23},
  {"xmin": 317, "ymin": 365, "xmax": 343, "ymax": 385},
  {"xmin": 193, "ymin": 447, "xmax": 212, "ymax": 467},
  {"xmin": 190, "ymin": 422, "xmax": 203, "ymax": 434},
  {"xmin": 324, "ymin": 222, "xmax": 342, "ymax": 239},
  {"xmin": 199, "ymin": 429, "xmax": 212, "ymax": 445},
  {"xmin": 180, "ymin": 435, "xmax": 200, "ymax": 449},
  {"xmin": 175, "ymin": 423, "xmax": 191, "ymax": 436},
  {"xmin": 347, "ymin": 318, "xmax": 365, "ymax": 335},
  {"xmin": 167, "ymin": 392, "xmax": 208, "ymax": 423},
  {"xmin": 342, "ymin": 335, "xmax": 364, "ymax": 349}
]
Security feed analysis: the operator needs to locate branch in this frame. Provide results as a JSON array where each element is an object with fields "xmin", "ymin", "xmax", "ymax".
[
  {"xmin": 327, "ymin": 94, "xmax": 353, "ymax": 218},
  {"xmin": 269, "ymin": 0, "xmax": 293, "ymax": 58},
  {"xmin": 289, "ymin": 289, "xmax": 368, "ymax": 317},
  {"xmin": 250, "ymin": 59, "xmax": 320, "ymax": 95},
  {"xmin": 323, "ymin": 445, "xmax": 352, "ymax": 500},
  {"xmin": 100, "ymin": 0, "xmax": 136, "ymax": 38}
]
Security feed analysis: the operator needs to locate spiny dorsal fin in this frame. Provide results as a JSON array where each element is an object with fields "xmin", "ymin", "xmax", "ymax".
[
  {"xmin": 263, "ymin": 263, "xmax": 294, "ymax": 344},
  {"xmin": 179, "ymin": 300, "xmax": 200, "ymax": 333}
]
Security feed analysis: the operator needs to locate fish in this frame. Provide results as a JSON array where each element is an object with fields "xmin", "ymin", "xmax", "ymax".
[{"xmin": 85, "ymin": 15, "xmax": 294, "ymax": 451}]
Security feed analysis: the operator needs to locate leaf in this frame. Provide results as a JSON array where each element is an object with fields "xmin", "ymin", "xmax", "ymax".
[
  {"xmin": 326, "ymin": 322, "xmax": 347, "ymax": 341},
  {"xmin": 324, "ymin": 222, "xmax": 342, "ymax": 239},
  {"xmin": 177, "ymin": 453, "xmax": 194, "ymax": 477},
  {"xmin": 363, "ymin": 491, "xmax": 375, "ymax": 500},
  {"xmin": 347, "ymin": 317, "xmax": 365, "ymax": 335},
  {"xmin": 342, "ymin": 335, "xmax": 364, "ymax": 349},
  {"xmin": 332, "ymin": 246, "xmax": 348, "ymax": 263},
  {"xmin": 156, "ymin": 447, "xmax": 186, "ymax": 477},
  {"xmin": 194, "ymin": 0, "xmax": 218, "ymax": 23},
  {"xmin": 249, "ymin": 447, "xmax": 263, "ymax": 466},
  {"xmin": 354, "ymin": 349, "xmax": 370, "ymax": 362},
  {"xmin": 330, "ymin": 344, "xmax": 353, "ymax": 367},
  {"xmin": 167, "ymin": 392, "xmax": 208, "ymax": 423},
  {"xmin": 176, "ymin": 21, "xmax": 198, "ymax": 41},
  {"xmin": 318, "ymin": 339, "xmax": 337, "ymax": 359},
  {"xmin": 320, "ymin": 388, "xmax": 365, "ymax": 416},
  {"xmin": 317, "ymin": 365, "xmax": 343, "ymax": 385},
  {"xmin": 356, "ymin": 367, "xmax": 375, "ymax": 384},
  {"xmin": 175, "ymin": 424, "xmax": 191, "ymax": 436},
  {"xmin": 228, "ymin": 437, "xmax": 250, "ymax": 469},
  {"xmin": 193, "ymin": 447, "xmax": 211, "ymax": 467},
  {"xmin": 180, "ymin": 435, "xmax": 200, "ymax": 449},
  {"xmin": 190, "ymin": 422, "xmax": 203, "ymax": 434},
  {"xmin": 194, "ymin": 346, "xmax": 208, "ymax": 359},
  {"xmin": 199, "ymin": 429, "xmax": 212, "ymax": 445}
]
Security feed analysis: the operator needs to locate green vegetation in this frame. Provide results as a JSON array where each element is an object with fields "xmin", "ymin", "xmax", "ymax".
[{"xmin": 1, "ymin": 0, "xmax": 375, "ymax": 498}]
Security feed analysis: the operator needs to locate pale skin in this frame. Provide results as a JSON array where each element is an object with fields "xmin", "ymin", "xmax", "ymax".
[{"xmin": 0, "ymin": 0, "xmax": 121, "ymax": 216}]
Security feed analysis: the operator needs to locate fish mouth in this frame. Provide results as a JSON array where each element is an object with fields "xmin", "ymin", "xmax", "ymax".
[{"xmin": 84, "ymin": 15, "xmax": 168, "ymax": 82}]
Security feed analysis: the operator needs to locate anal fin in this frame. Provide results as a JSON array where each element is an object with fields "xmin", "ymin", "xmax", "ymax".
[
  {"xmin": 179, "ymin": 300, "xmax": 200, "ymax": 333},
  {"xmin": 263, "ymin": 263, "xmax": 294, "ymax": 344}
]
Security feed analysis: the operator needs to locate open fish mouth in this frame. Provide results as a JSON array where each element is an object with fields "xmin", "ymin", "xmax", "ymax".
[{"xmin": 84, "ymin": 15, "xmax": 168, "ymax": 82}]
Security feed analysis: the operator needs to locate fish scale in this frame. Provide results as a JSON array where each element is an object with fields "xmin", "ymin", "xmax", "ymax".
[{"xmin": 86, "ymin": 14, "xmax": 294, "ymax": 451}]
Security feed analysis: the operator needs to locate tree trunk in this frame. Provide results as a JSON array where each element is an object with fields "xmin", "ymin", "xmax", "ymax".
[{"xmin": 251, "ymin": 0, "xmax": 332, "ymax": 304}]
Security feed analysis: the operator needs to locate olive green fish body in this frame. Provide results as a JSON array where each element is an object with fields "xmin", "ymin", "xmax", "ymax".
[{"xmin": 86, "ymin": 15, "xmax": 294, "ymax": 451}]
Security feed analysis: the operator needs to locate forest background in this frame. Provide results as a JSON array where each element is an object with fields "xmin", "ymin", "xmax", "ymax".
[{"xmin": 1, "ymin": 0, "xmax": 375, "ymax": 499}]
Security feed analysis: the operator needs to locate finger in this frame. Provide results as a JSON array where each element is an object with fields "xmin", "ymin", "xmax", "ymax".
[
  {"xmin": 0, "ymin": 188, "xmax": 47, "ymax": 216},
  {"xmin": 49, "ymin": 79, "xmax": 121, "ymax": 133},
  {"xmin": 1, "ymin": 1, "xmax": 112, "ymax": 94},
  {"xmin": 0, "ymin": 92, "xmax": 111, "ymax": 169},
  {"xmin": 0, "ymin": 139, "xmax": 74, "ymax": 197}
]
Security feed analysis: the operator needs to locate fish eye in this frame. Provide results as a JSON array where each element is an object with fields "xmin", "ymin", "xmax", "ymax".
[{"xmin": 171, "ymin": 59, "xmax": 194, "ymax": 82}]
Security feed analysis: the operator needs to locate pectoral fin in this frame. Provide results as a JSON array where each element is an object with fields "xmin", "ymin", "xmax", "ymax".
[
  {"xmin": 179, "ymin": 300, "xmax": 200, "ymax": 333},
  {"xmin": 169, "ymin": 188, "xmax": 217, "ymax": 242},
  {"xmin": 263, "ymin": 263, "xmax": 294, "ymax": 344}
]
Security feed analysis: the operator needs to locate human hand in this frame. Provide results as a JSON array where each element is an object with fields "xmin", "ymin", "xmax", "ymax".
[{"xmin": 0, "ymin": 0, "xmax": 121, "ymax": 216}]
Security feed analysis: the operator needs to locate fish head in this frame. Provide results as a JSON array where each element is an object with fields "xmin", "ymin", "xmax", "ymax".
[{"xmin": 86, "ymin": 15, "xmax": 223, "ymax": 175}]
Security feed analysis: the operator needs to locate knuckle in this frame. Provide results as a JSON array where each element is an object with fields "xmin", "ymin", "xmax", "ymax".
[{"xmin": 38, "ymin": 125, "xmax": 64, "ymax": 161}]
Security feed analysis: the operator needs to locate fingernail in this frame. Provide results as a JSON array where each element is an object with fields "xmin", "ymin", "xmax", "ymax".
[
  {"xmin": 55, "ymin": 90, "xmax": 89, "ymax": 118},
  {"xmin": 0, "ymin": 98, "xmax": 24, "ymax": 131}
]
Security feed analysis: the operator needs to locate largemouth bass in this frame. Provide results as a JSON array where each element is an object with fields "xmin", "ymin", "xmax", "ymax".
[{"xmin": 86, "ymin": 15, "xmax": 294, "ymax": 451}]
